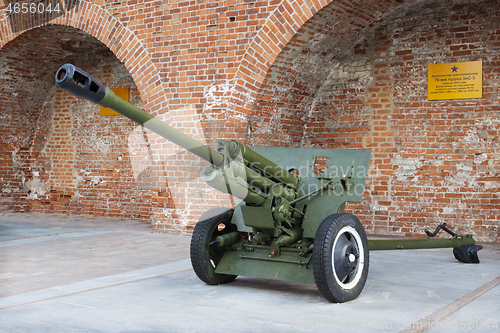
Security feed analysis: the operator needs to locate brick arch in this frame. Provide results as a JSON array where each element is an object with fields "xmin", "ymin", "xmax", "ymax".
[
  {"xmin": 230, "ymin": 0, "xmax": 426, "ymax": 116},
  {"xmin": 0, "ymin": 2, "xmax": 198, "ymax": 231},
  {"xmin": 0, "ymin": 1, "xmax": 167, "ymax": 116},
  {"xmin": 232, "ymin": 0, "xmax": 500, "ymax": 243},
  {"xmin": 230, "ymin": 0, "xmax": 334, "ymax": 115}
]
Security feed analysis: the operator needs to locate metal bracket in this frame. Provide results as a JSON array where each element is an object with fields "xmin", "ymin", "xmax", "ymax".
[{"xmin": 425, "ymin": 223, "xmax": 456, "ymax": 237}]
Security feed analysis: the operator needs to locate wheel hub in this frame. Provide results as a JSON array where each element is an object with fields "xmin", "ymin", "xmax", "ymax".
[{"xmin": 343, "ymin": 243, "xmax": 359, "ymax": 272}]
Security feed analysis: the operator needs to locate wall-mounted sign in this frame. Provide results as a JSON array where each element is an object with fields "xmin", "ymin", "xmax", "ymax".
[
  {"xmin": 427, "ymin": 61, "xmax": 482, "ymax": 100},
  {"xmin": 100, "ymin": 88, "xmax": 129, "ymax": 116}
]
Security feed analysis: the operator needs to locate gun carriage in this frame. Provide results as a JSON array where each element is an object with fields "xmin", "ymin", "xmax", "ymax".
[{"xmin": 55, "ymin": 64, "xmax": 482, "ymax": 303}]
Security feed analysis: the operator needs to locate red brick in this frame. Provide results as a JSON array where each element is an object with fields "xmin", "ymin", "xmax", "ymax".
[{"xmin": 0, "ymin": 0, "xmax": 498, "ymax": 242}]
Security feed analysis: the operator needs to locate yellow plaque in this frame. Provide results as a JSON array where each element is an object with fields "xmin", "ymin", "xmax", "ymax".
[
  {"xmin": 100, "ymin": 88, "xmax": 129, "ymax": 116},
  {"xmin": 427, "ymin": 61, "xmax": 482, "ymax": 100}
]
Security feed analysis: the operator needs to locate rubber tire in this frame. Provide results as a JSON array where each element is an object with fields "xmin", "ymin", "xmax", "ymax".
[
  {"xmin": 313, "ymin": 213, "xmax": 369, "ymax": 303},
  {"xmin": 190, "ymin": 207, "xmax": 238, "ymax": 285}
]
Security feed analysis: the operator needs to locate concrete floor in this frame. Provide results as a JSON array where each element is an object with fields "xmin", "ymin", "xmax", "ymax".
[{"xmin": 0, "ymin": 212, "xmax": 499, "ymax": 333}]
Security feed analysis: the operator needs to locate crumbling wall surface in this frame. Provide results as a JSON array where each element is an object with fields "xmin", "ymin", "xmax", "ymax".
[
  {"xmin": 0, "ymin": 26, "xmax": 152, "ymax": 219},
  {"xmin": 0, "ymin": 26, "xmax": 59, "ymax": 212},
  {"xmin": 251, "ymin": 0, "xmax": 499, "ymax": 242}
]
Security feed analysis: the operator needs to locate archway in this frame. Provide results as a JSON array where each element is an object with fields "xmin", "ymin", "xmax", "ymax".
[
  {"xmin": 235, "ymin": 0, "xmax": 500, "ymax": 242},
  {"xmin": 0, "ymin": 25, "xmax": 154, "ymax": 218}
]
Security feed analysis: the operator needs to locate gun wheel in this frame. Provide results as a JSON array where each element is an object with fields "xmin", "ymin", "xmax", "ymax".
[
  {"xmin": 313, "ymin": 213, "xmax": 369, "ymax": 303},
  {"xmin": 190, "ymin": 207, "xmax": 238, "ymax": 285}
]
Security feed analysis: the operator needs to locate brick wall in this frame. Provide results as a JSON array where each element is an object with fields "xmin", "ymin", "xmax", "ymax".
[
  {"xmin": 0, "ymin": 0, "xmax": 498, "ymax": 241},
  {"xmin": 250, "ymin": 0, "xmax": 500, "ymax": 242}
]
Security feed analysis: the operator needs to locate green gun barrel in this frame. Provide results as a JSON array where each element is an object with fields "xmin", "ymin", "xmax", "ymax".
[
  {"xmin": 55, "ymin": 64, "xmax": 296, "ymax": 205},
  {"xmin": 55, "ymin": 64, "xmax": 224, "ymax": 166}
]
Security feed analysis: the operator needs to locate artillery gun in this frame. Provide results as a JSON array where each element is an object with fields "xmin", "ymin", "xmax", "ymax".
[{"xmin": 55, "ymin": 64, "xmax": 482, "ymax": 303}]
